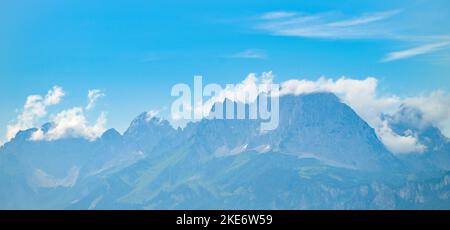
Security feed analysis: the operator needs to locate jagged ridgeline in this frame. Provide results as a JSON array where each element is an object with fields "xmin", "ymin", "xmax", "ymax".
[{"xmin": 0, "ymin": 93, "xmax": 449, "ymax": 209}]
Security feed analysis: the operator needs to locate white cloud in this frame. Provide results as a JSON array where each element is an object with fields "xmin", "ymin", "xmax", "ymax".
[
  {"xmin": 30, "ymin": 108, "xmax": 107, "ymax": 141},
  {"xmin": 327, "ymin": 10, "xmax": 401, "ymax": 27},
  {"xmin": 86, "ymin": 89, "xmax": 105, "ymax": 110},
  {"xmin": 260, "ymin": 11, "xmax": 297, "ymax": 20},
  {"xmin": 382, "ymin": 41, "xmax": 450, "ymax": 62},
  {"xmin": 229, "ymin": 49, "xmax": 267, "ymax": 59},
  {"xmin": 5, "ymin": 86, "xmax": 107, "ymax": 143},
  {"xmin": 6, "ymin": 86, "xmax": 65, "ymax": 141},
  {"xmin": 256, "ymin": 10, "xmax": 401, "ymax": 39},
  {"xmin": 44, "ymin": 86, "xmax": 65, "ymax": 105},
  {"xmin": 377, "ymin": 121, "xmax": 426, "ymax": 154},
  {"xmin": 403, "ymin": 91, "xmax": 450, "ymax": 135},
  {"xmin": 253, "ymin": 10, "xmax": 449, "ymax": 62}
]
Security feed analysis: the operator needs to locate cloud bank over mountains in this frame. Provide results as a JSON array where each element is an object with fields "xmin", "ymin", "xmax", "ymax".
[
  {"xmin": 3, "ymin": 72, "xmax": 449, "ymax": 155},
  {"xmin": 276, "ymin": 76, "xmax": 450, "ymax": 153},
  {"xmin": 6, "ymin": 86, "xmax": 65, "ymax": 141},
  {"xmin": 181, "ymin": 72, "xmax": 449, "ymax": 154},
  {"xmin": 277, "ymin": 76, "xmax": 425, "ymax": 153},
  {"xmin": 5, "ymin": 88, "xmax": 107, "ymax": 143}
]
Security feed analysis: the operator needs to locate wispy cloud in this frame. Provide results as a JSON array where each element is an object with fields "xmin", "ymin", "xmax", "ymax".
[
  {"xmin": 327, "ymin": 10, "xmax": 401, "ymax": 27},
  {"xmin": 259, "ymin": 11, "xmax": 297, "ymax": 20},
  {"xmin": 141, "ymin": 53, "xmax": 165, "ymax": 63},
  {"xmin": 229, "ymin": 49, "xmax": 267, "ymax": 59},
  {"xmin": 255, "ymin": 10, "xmax": 401, "ymax": 39},
  {"xmin": 86, "ymin": 89, "xmax": 105, "ymax": 110},
  {"xmin": 382, "ymin": 41, "xmax": 450, "ymax": 62},
  {"xmin": 253, "ymin": 9, "xmax": 450, "ymax": 62}
]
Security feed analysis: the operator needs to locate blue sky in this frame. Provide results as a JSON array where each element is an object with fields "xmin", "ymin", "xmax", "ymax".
[{"xmin": 1, "ymin": 0, "xmax": 450, "ymax": 141}]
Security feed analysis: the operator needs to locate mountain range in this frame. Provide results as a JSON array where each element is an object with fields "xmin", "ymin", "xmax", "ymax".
[{"xmin": 0, "ymin": 92, "xmax": 449, "ymax": 209}]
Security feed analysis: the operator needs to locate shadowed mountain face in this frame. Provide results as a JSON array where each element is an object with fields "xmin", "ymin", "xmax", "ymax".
[{"xmin": 0, "ymin": 93, "xmax": 449, "ymax": 209}]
